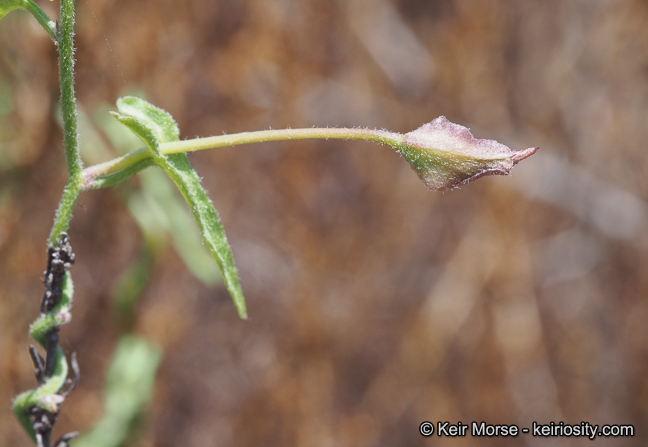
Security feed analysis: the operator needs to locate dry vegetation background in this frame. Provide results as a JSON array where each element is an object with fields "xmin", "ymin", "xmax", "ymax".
[{"xmin": 1, "ymin": 0, "xmax": 648, "ymax": 446}]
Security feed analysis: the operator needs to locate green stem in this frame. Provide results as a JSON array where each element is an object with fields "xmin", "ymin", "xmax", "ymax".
[
  {"xmin": 163, "ymin": 127, "xmax": 402, "ymax": 154},
  {"xmin": 82, "ymin": 127, "xmax": 404, "ymax": 189},
  {"xmin": 49, "ymin": 181, "xmax": 81, "ymax": 243},
  {"xmin": 58, "ymin": 0, "xmax": 81, "ymax": 180},
  {"xmin": 48, "ymin": 0, "xmax": 82, "ymax": 244},
  {"xmin": 22, "ymin": 0, "xmax": 57, "ymax": 42}
]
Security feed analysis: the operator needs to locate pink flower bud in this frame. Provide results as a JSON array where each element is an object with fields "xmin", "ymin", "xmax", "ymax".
[{"xmin": 399, "ymin": 116, "xmax": 538, "ymax": 191}]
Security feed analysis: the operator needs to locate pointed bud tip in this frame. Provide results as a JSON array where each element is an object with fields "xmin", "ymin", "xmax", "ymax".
[
  {"xmin": 399, "ymin": 116, "xmax": 539, "ymax": 191},
  {"xmin": 511, "ymin": 147, "xmax": 539, "ymax": 164}
]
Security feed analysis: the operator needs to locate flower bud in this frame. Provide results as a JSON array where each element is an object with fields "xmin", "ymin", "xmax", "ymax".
[{"xmin": 399, "ymin": 116, "xmax": 538, "ymax": 191}]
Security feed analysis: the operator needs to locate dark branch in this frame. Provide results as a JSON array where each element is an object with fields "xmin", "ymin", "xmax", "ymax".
[
  {"xmin": 29, "ymin": 345, "xmax": 46, "ymax": 384},
  {"xmin": 27, "ymin": 233, "xmax": 79, "ymax": 445},
  {"xmin": 41, "ymin": 232, "xmax": 75, "ymax": 314}
]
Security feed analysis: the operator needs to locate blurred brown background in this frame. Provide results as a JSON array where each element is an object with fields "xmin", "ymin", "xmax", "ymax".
[{"xmin": 1, "ymin": 0, "xmax": 647, "ymax": 446}]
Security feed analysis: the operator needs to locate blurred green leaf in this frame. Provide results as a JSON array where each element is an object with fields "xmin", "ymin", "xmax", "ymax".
[
  {"xmin": 72, "ymin": 335, "xmax": 162, "ymax": 447},
  {"xmin": 0, "ymin": 0, "xmax": 24, "ymax": 22},
  {"xmin": 137, "ymin": 169, "xmax": 221, "ymax": 285},
  {"xmin": 111, "ymin": 246, "xmax": 155, "ymax": 330}
]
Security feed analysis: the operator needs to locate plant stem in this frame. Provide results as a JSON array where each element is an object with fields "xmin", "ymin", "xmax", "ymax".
[
  {"xmin": 82, "ymin": 127, "xmax": 405, "ymax": 188},
  {"xmin": 49, "ymin": 0, "xmax": 82, "ymax": 244},
  {"xmin": 164, "ymin": 127, "xmax": 403, "ymax": 154},
  {"xmin": 22, "ymin": 0, "xmax": 57, "ymax": 42},
  {"xmin": 50, "ymin": 182, "xmax": 81, "ymax": 242},
  {"xmin": 58, "ymin": 0, "xmax": 81, "ymax": 179}
]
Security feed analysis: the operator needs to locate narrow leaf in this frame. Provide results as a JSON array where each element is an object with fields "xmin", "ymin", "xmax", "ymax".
[
  {"xmin": 158, "ymin": 155, "xmax": 248, "ymax": 319},
  {"xmin": 111, "ymin": 97, "xmax": 248, "ymax": 319}
]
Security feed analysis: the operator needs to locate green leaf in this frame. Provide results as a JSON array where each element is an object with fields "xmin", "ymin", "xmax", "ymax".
[
  {"xmin": 116, "ymin": 96, "xmax": 179, "ymax": 143},
  {"xmin": 0, "ymin": 0, "xmax": 25, "ymax": 21},
  {"xmin": 112, "ymin": 96, "xmax": 248, "ymax": 319},
  {"xmin": 137, "ymin": 169, "xmax": 221, "ymax": 286},
  {"xmin": 159, "ymin": 156, "xmax": 248, "ymax": 319},
  {"xmin": 72, "ymin": 335, "xmax": 162, "ymax": 447},
  {"xmin": 1, "ymin": 0, "xmax": 57, "ymax": 41}
]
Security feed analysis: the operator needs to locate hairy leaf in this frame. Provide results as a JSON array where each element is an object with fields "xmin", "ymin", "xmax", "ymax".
[
  {"xmin": 112, "ymin": 97, "xmax": 248, "ymax": 319},
  {"xmin": 116, "ymin": 96, "xmax": 180, "ymax": 143}
]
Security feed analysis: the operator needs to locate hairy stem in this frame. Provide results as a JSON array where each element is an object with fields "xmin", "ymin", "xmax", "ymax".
[
  {"xmin": 82, "ymin": 127, "xmax": 404, "ymax": 189},
  {"xmin": 58, "ymin": 0, "xmax": 81, "ymax": 177},
  {"xmin": 49, "ymin": 183, "xmax": 81, "ymax": 243},
  {"xmin": 48, "ymin": 0, "xmax": 82, "ymax": 244}
]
